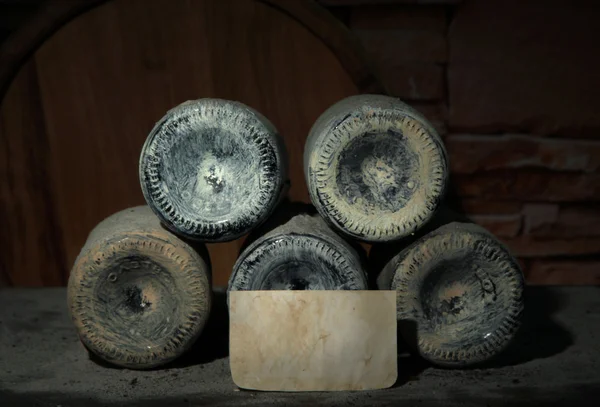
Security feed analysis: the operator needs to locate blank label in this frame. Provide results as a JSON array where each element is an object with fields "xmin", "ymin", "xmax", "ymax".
[{"xmin": 229, "ymin": 290, "xmax": 397, "ymax": 391}]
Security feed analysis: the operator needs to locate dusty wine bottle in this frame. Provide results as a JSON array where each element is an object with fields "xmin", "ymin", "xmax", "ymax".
[
  {"xmin": 67, "ymin": 206, "xmax": 212, "ymax": 369},
  {"xmin": 228, "ymin": 214, "xmax": 368, "ymax": 291},
  {"xmin": 139, "ymin": 99, "xmax": 288, "ymax": 242},
  {"xmin": 304, "ymin": 94, "xmax": 448, "ymax": 242},
  {"xmin": 376, "ymin": 222, "xmax": 525, "ymax": 367}
]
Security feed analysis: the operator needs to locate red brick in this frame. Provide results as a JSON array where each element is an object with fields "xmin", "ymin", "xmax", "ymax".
[
  {"xmin": 446, "ymin": 135, "xmax": 600, "ymax": 174},
  {"xmin": 460, "ymin": 200, "xmax": 522, "ymax": 215},
  {"xmin": 522, "ymin": 204, "xmax": 559, "ymax": 235},
  {"xmin": 501, "ymin": 237, "xmax": 600, "ymax": 258},
  {"xmin": 448, "ymin": 1, "xmax": 600, "ymax": 137},
  {"xmin": 471, "ymin": 214, "xmax": 522, "ymax": 238},
  {"xmin": 378, "ymin": 63, "xmax": 444, "ymax": 100},
  {"xmin": 453, "ymin": 172, "xmax": 600, "ymax": 202},
  {"xmin": 524, "ymin": 204, "xmax": 600, "ymax": 238},
  {"xmin": 350, "ymin": 5, "xmax": 447, "ymax": 32},
  {"xmin": 410, "ymin": 103, "xmax": 446, "ymax": 135},
  {"xmin": 526, "ymin": 260, "xmax": 600, "ymax": 285},
  {"xmin": 355, "ymin": 29, "xmax": 447, "ymax": 63}
]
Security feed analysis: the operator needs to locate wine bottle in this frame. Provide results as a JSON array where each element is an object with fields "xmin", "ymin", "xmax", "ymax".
[
  {"xmin": 139, "ymin": 99, "xmax": 288, "ymax": 242},
  {"xmin": 376, "ymin": 221, "xmax": 525, "ymax": 367},
  {"xmin": 67, "ymin": 206, "xmax": 212, "ymax": 369},
  {"xmin": 228, "ymin": 213, "xmax": 368, "ymax": 291},
  {"xmin": 304, "ymin": 94, "xmax": 448, "ymax": 242}
]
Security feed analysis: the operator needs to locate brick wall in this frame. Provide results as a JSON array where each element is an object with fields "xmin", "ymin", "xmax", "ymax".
[{"xmin": 322, "ymin": 0, "xmax": 600, "ymax": 285}]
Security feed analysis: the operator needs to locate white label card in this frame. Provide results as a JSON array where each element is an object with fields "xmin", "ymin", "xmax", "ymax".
[{"xmin": 229, "ymin": 290, "xmax": 397, "ymax": 392}]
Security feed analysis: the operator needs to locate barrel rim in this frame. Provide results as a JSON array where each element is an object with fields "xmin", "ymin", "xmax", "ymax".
[{"xmin": 0, "ymin": 0, "xmax": 386, "ymax": 105}]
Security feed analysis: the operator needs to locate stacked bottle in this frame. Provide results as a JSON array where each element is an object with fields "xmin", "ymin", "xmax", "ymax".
[
  {"xmin": 229, "ymin": 212, "xmax": 368, "ymax": 292},
  {"xmin": 68, "ymin": 99, "xmax": 289, "ymax": 369},
  {"xmin": 303, "ymin": 95, "xmax": 524, "ymax": 368},
  {"xmin": 139, "ymin": 99, "xmax": 288, "ymax": 242},
  {"xmin": 68, "ymin": 94, "xmax": 524, "ymax": 370}
]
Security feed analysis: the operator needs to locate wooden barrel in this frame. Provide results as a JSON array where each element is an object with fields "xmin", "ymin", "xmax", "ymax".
[
  {"xmin": 0, "ymin": 0, "xmax": 383, "ymax": 287},
  {"xmin": 376, "ymin": 221, "xmax": 525, "ymax": 367}
]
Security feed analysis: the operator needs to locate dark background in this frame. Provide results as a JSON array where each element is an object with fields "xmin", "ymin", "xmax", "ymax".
[{"xmin": 1, "ymin": 0, "xmax": 599, "ymax": 287}]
